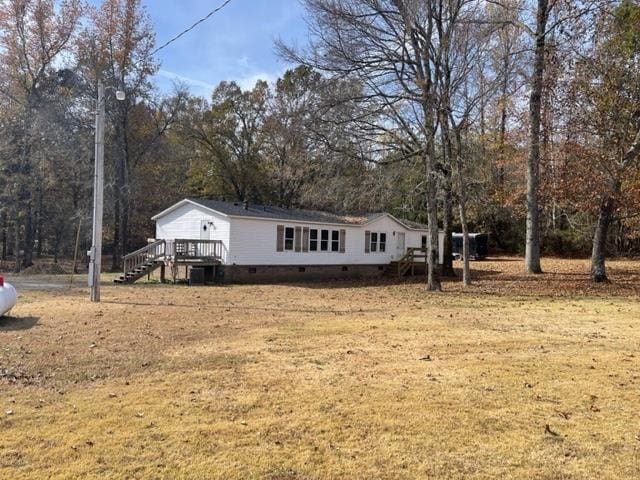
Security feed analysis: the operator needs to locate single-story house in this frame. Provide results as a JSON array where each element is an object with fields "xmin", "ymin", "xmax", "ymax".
[{"xmin": 120, "ymin": 198, "xmax": 443, "ymax": 283}]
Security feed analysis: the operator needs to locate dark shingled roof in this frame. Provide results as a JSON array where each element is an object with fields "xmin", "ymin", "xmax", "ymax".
[
  {"xmin": 188, "ymin": 198, "xmax": 383, "ymax": 225},
  {"xmin": 181, "ymin": 198, "xmax": 428, "ymax": 229},
  {"xmin": 395, "ymin": 218, "xmax": 429, "ymax": 230}
]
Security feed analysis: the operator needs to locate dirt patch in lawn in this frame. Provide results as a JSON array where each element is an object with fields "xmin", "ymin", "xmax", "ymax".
[{"xmin": 1, "ymin": 257, "xmax": 639, "ymax": 479}]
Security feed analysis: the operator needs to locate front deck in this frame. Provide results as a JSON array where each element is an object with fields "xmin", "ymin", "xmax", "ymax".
[
  {"xmin": 115, "ymin": 239, "xmax": 223, "ymax": 284},
  {"xmin": 116, "ymin": 241, "xmax": 431, "ymax": 285}
]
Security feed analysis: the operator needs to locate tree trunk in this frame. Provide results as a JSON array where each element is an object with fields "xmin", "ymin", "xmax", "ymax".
[
  {"xmin": 459, "ymin": 197, "xmax": 471, "ymax": 287},
  {"xmin": 1, "ymin": 212, "xmax": 6, "ymax": 261},
  {"xmin": 23, "ymin": 200, "xmax": 34, "ymax": 268},
  {"xmin": 112, "ymin": 194, "xmax": 121, "ymax": 271},
  {"xmin": 441, "ymin": 183, "xmax": 456, "ymax": 277},
  {"xmin": 590, "ymin": 126, "xmax": 640, "ymax": 281},
  {"xmin": 425, "ymin": 150, "xmax": 441, "ymax": 292},
  {"xmin": 35, "ymin": 178, "xmax": 44, "ymax": 257},
  {"xmin": 17, "ymin": 107, "xmax": 33, "ymax": 270},
  {"xmin": 13, "ymin": 214, "xmax": 20, "ymax": 273},
  {"xmin": 497, "ymin": 50, "xmax": 509, "ymax": 202},
  {"xmin": 439, "ymin": 105, "xmax": 455, "ymax": 278},
  {"xmin": 451, "ymin": 120, "xmax": 471, "ymax": 286},
  {"xmin": 525, "ymin": 0, "xmax": 549, "ymax": 275},
  {"xmin": 112, "ymin": 117, "xmax": 130, "ymax": 271},
  {"xmin": 122, "ymin": 195, "xmax": 130, "ymax": 260},
  {"xmin": 590, "ymin": 195, "xmax": 614, "ymax": 282},
  {"xmin": 590, "ymin": 177, "xmax": 621, "ymax": 283}
]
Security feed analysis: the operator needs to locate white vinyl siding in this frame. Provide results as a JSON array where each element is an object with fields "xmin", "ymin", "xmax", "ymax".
[
  {"xmin": 152, "ymin": 201, "xmax": 443, "ymax": 266},
  {"xmin": 154, "ymin": 203, "xmax": 231, "ymax": 263},
  {"xmin": 227, "ymin": 215, "xmax": 423, "ymax": 265}
]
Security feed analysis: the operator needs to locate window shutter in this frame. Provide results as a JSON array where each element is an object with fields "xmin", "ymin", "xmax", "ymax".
[
  {"xmin": 365, "ymin": 230, "xmax": 371, "ymax": 253},
  {"xmin": 276, "ymin": 225, "xmax": 284, "ymax": 252},
  {"xmin": 339, "ymin": 229, "xmax": 346, "ymax": 253},
  {"xmin": 294, "ymin": 226, "xmax": 302, "ymax": 252},
  {"xmin": 302, "ymin": 227, "xmax": 309, "ymax": 252}
]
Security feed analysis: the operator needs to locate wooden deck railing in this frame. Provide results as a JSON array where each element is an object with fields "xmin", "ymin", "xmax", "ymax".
[
  {"xmin": 122, "ymin": 238, "xmax": 224, "ymax": 274},
  {"xmin": 166, "ymin": 239, "xmax": 223, "ymax": 261},
  {"xmin": 397, "ymin": 247, "xmax": 428, "ymax": 278},
  {"xmin": 123, "ymin": 239, "xmax": 166, "ymax": 275}
]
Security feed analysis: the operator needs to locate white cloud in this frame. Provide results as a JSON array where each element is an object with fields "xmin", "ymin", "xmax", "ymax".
[
  {"xmin": 156, "ymin": 69, "xmax": 216, "ymax": 94},
  {"xmin": 237, "ymin": 55, "xmax": 250, "ymax": 69},
  {"xmin": 236, "ymin": 71, "xmax": 278, "ymax": 91},
  {"xmin": 156, "ymin": 67, "xmax": 289, "ymax": 95}
]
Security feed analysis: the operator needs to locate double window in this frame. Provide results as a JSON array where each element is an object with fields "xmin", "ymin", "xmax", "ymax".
[
  {"xmin": 277, "ymin": 225, "xmax": 345, "ymax": 253},
  {"xmin": 366, "ymin": 231, "xmax": 387, "ymax": 253}
]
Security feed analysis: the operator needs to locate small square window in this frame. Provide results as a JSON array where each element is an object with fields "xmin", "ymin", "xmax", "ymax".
[
  {"xmin": 342, "ymin": 266, "xmax": 348, "ymax": 272},
  {"xmin": 298, "ymin": 267, "xmax": 306, "ymax": 273}
]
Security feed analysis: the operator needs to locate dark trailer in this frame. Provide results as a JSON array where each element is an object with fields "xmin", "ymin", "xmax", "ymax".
[{"xmin": 452, "ymin": 233, "xmax": 488, "ymax": 260}]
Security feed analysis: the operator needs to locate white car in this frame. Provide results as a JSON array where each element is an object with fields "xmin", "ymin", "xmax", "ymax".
[{"xmin": 0, "ymin": 275, "xmax": 17, "ymax": 317}]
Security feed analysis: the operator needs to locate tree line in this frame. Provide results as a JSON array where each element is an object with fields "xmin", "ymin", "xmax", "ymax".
[{"xmin": 0, "ymin": 0, "xmax": 639, "ymax": 286}]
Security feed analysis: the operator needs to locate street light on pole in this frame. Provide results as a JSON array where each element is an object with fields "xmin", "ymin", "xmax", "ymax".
[{"xmin": 89, "ymin": 80, "xmax": 125, "ymax": 302}]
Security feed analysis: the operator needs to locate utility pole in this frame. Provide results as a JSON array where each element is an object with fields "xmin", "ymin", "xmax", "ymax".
[{"xmin": 89, "ymin": 81, "xmax": 105, "ymax": 302}]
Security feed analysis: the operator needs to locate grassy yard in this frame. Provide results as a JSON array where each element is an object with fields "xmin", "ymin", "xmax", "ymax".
[{"xmin": 1, "ymin": 258, "xmax": 640, "ymax": 479}]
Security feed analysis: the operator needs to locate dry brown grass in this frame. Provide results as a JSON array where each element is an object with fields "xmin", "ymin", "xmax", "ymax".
[{"xmin": 1, "ymin": 257, "xmax": 640, "ymax": 479}]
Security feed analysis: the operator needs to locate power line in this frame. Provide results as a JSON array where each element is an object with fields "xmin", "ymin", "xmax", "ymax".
[
  {"xmin": 0, "ymin": 0, "xmax": 235, "ymax": 103},
  {"xmin": 150, "ymin": 0, "xmax": 235, "ymax": 57}
]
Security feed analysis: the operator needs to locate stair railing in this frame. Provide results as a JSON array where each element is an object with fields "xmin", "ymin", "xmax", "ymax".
[
  {"xmin": 397, "ymin": 247, "xmax": 429, "ymax": 278},
  {"xmin": 123, "ymin": 239, "xmax": 166, "ymax": 274}
]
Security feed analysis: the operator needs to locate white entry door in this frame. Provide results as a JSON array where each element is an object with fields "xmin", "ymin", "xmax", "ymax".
[
  {"xmin": 396, "ymin": 232, "xmax": 405, "ymax": 258},
  {"xmin": 200, "ymin": 220, "xmax": 211, "ymax": 240}
]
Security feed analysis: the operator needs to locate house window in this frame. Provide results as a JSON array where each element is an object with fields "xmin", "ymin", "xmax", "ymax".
[
  {"xmin": 320, "ymin": 230, "xmax": 329, "ymax": 251},
  {"xmin": 421, "ymin": 235, "xmax": 427, "ymax": 248},
  {"xmin": 285, "ymin": 227, "xmax": 294, "ymax": 251},
  {"xmin": 367, "ymin": 231, "xmax": 386, "ymax": 253},
  {"xmin": 331, "ymin": 230, "xmax": 340, "ymax": 252},
  {"xmin": 310, "ymin": 229, "xmax": 318, "ymax": 251}
]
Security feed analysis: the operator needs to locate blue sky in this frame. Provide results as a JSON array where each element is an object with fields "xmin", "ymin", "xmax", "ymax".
[{"xmin": 141, "ymin": 0, "xmax": 307, "ymax": 97}]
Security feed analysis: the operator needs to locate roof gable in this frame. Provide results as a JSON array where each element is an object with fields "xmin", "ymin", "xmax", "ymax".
[
  {"xmin": 363, "ymin": 213, "xmax": 428, "ymax": 231},
  {"xmin": 150, "ymin": 199, "xmax": 228, "ymax": 221}
]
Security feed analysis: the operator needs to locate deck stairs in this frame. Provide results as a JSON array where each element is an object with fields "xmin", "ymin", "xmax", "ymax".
[
  {"xmin": 114, "ymin": 239, "xmax": 166, "ymax": 284},
  {"xmin": 113, "ymin": 260, "xmax": 164, "ymax": 284},
  {"xmin": 114, "ymin": 238, "xmax": 224, "ymax": 284},
  {"xmin": 387, "ymin": 247, "xmax": 429, "ymax": 278}
]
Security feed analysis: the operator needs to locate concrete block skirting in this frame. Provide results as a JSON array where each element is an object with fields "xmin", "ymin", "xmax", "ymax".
[{"xmin": 221, "ymin": 264, "xmax": 388, "ymax": 283}]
